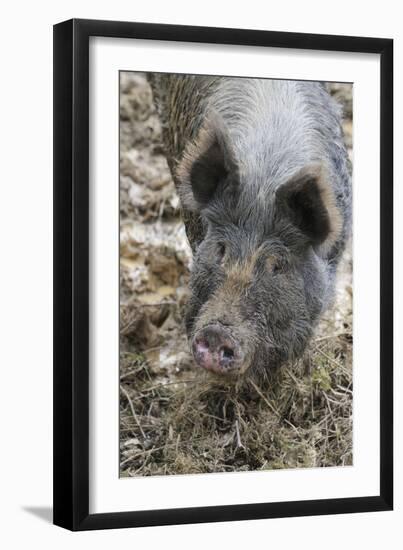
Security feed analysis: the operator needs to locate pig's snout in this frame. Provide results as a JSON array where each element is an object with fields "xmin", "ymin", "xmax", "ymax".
[{"xmin": 192, "ymin": 325, "xmax": 241, "ymax": 374}]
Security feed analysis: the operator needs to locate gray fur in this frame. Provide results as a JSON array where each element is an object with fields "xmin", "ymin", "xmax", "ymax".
[{"xmin": 148, "ymin": 73, "xmax": 352, "ymax": 378}]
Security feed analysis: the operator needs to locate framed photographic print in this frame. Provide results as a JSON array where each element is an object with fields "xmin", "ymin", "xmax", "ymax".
[{"xmin": 53, "ymin": 19, "xmax": 393, "ymax": 530}]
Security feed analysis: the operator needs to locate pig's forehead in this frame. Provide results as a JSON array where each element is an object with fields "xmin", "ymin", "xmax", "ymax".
[
  {"xmin": 204, "ymin": 216, "xmax": 284, "ymax": 251},
  {"xmin": 205, "ymin": 194, "xmax": 276, "ymax": 236}
]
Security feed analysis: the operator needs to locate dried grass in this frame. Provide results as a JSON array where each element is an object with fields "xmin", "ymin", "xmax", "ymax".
[{"xmin": 119, "ymin": 326, "xmax": 352, "ymax": 476}]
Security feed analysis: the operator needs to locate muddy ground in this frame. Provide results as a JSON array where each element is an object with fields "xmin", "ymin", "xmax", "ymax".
[{"xmin": 119, "ymin": 73, "xmax": 353, "ymax": 477}]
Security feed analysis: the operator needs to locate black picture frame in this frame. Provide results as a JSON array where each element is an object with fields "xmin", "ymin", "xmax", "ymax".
[{"xmin": 53, "ymin": 18, "xmax": 393, "ymax": 531}]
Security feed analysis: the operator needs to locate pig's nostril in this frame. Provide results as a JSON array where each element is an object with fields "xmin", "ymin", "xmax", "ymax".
[
  {"xmin": 219, "ymin": 346, "xmax": 235, "ymax": 366},
  {"xmin": 222, "ymin": 347, "xmax": 234, "ymax": 359}
]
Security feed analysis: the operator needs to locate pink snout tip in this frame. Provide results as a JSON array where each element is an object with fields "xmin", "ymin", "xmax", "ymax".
[{"xmin": 192, "ymin": 324, "xmax": 240, "ymax": 374}]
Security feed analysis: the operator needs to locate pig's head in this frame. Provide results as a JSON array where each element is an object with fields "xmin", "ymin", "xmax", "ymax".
[{"xmin": 176, "ymin": 116, "xmax": 342, "ymax": 378}]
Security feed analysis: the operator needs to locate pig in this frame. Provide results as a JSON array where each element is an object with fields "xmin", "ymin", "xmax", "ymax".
[{"xmin": 148, "ymin": 74, "xmax": 351, "ymax": 379}]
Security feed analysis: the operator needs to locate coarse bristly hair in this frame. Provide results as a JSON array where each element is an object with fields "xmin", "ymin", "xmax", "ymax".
[{"xmin": 149, "ymin": 74, "xmax": 352, "ymax": 378}]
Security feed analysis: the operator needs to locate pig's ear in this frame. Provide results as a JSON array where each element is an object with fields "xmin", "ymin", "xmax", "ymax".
[
  {"xmin": 276, "ymin": 164, "xmax": 342, "ymax": 252},
  {"xmin": 176, "ymin": 114, "xmax": 239, "ymax": 210}
]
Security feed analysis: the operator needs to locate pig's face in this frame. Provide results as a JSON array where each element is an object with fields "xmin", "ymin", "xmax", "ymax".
[
  {"xmin": 177, "ymin": 116, "xmax": 342, "ymax": 377},
  {"xmin": 185, "ymin": 216, "xmax": 330, "ymax": 377}
]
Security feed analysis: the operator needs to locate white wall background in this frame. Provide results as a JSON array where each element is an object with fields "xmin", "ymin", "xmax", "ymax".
[{"xmin": 0, "ymin": 1, "xmax": 400, "ymax": 547}]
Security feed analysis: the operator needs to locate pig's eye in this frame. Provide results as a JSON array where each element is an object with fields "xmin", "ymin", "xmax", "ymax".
[
  {"xmin": 217, "ymin": 243, "xmax": 226, "ymax": 262},
  {"xmin": 266, "ymin": 256, "xmax": 282, "ymax": 274}
]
